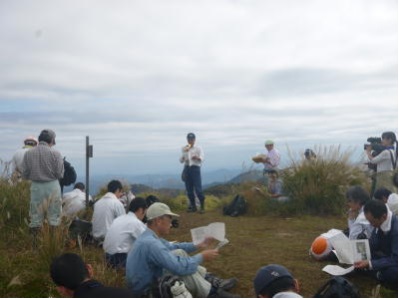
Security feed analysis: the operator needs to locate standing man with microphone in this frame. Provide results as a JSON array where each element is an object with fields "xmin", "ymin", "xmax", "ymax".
[{"xmin": 180, "ymin": 133, "xmax": 206, "ymax": 213}]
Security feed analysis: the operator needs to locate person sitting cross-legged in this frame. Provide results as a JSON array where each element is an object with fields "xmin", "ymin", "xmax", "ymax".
[
  {"xmin": 103, "ymin": 197, "xmax": 147, "ymax": 269},
  {"xmin": 354, "ymin": 200, "xmax": 398, "ymax": 289},
  {"xmin": 125, "ymin": 202, "xmax": 238, "ymax": 298},
  {"xmin": 50, "ymin": 253, "xmax": 134, "ymax": 298}
]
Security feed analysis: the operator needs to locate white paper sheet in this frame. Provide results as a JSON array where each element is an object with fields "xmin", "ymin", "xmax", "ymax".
[
  {"xmin": 322, "ymin": 265, "xmax": 355, "ymax": 276},
  {"xmin": 190, "ymin": 222, "xmax": 225, "ymax": 245}
]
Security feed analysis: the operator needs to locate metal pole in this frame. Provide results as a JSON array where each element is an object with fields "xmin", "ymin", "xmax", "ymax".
[{"xmin": 85, "ymin": 136, "xmax": 90, "ymax": 208}]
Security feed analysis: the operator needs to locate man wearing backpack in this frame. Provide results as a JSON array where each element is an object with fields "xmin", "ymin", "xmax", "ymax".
[
  {"xmin": 22, "ymin": 129, "xmax": 64, "ymax": 247},
  {"xmin": 354, "ymin": 200, "xmax": 398, "ymax": 289}
]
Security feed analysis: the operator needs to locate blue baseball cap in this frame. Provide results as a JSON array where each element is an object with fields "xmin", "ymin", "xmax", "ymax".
[{"xmin": 253, "ymin": 264, "xmax": 294, "ymax": 296}]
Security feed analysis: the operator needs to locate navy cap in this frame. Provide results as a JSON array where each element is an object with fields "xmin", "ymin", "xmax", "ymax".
[
  {"xmin": 253, "ymin": 264, "xmax": 294, "ymax": 296},
  {"xmin": 187, "ymin": 133, "xmax": 196, "ymax": 139}
]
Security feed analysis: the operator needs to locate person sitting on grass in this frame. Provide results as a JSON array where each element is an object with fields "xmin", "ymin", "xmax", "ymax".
[
  {"xmin": 267, "ymin": 170, "xmax": 289, "ymax": 202},
  {"xmin": 373, "ymin": 187, "xmax": 398, "ymax": 215},
  {"xmin": 50, "ymin": 253, "xmax": 133, "ymax": 298},
  {"xmin": 345, "ymin": 186, "xmax": 373, "ymax": 240},
  {"xmin": 354, "ymin": 200, "xmax": 398, "ymax": 289},
  {"xmin": 103, "ymin": 197, "xmax": 147, "ymax": 269},
  {"xmin": 125, "ymin": 202, "xmax": 238, "ymax": 298},
  {"xmin": 253, "ymin": 264, "xmax": 302, "ymax": 298},
  {"xmin": 91, "ymin": 180, "xmax": 126, "ymax": 243}
]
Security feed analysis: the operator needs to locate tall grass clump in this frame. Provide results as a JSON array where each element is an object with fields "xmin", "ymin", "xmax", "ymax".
[{"xmin": 281, "ymin": 145, "xmax": 370, "ymax": 215}]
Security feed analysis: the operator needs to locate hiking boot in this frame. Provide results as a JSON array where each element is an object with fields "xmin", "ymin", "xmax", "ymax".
[
  {"xmin": 206, "ymin": 274, "xmax": 238, "ymax": 291},
  {"xmin": 199, "ymin": 208, "xmax": 205, "ymax": 214}
]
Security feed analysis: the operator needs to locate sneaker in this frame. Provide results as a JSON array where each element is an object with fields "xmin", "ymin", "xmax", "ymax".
[
  {"xmin": 206, "ymin": 274, "xmax": 238, "ymax": 291},
  {"xmin": 199, "ymin": 208, "xmax": 205, "ymax": 214}
]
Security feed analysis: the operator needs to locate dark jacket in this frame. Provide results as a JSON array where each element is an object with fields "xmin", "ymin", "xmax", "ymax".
[
  {"xmin": 370, "ymin": 215, "xmax": 398, "ymax": 271},
  {"xmin": 74, "ymin": 280, "xmax": 134, "ymax": 298}
]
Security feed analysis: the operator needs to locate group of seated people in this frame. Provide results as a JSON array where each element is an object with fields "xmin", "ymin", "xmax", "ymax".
[
  {"xmin": 312, "ymin": 185, "xmax": 398, "ymax": 289},
  {"xmin": 56, "ymin": 177, "xmax": 397, "ymax": 297}
]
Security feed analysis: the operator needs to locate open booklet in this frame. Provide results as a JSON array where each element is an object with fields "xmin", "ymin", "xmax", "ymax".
[
  {"xmin": 321, "ymin": 229, "xmax": 371, "ymax": 276},
  {"xmin": 190, "ymin": 222, "xmax": 229, "ymax": 249}
]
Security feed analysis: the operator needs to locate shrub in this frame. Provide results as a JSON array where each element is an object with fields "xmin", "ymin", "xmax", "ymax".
[{"xmin": 281, "ymin": 146, "xmax": 370, "ymax": 216}]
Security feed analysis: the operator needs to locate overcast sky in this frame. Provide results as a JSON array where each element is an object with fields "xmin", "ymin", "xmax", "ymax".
[{"xmin": 0, "ymin": 0, "xmax": 397, "ymax": 176}]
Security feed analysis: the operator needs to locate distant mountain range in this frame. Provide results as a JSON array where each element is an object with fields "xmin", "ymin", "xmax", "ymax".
[{"xmin": 66, "ymin": 168, "xmax": 264, "ymax": 196}]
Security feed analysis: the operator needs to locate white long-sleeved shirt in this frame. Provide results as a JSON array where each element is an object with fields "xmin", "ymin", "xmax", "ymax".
[
  {"xmin": 92, "ymin": 192, "xmax": 126, "ymax": 239},
  {"xmin": 264, "ymin": 148, "xmax": 281, "ymax": 170},
  {"xmin": 348, "ymin": 207, "xmax": 373, "ymax": 240},
  {"xmin": 368, "ymin": 149, "xmax": 395, "ymax": 173},
  {"xmin": 62, "ymin": 188, "xmax": 92, "ymax": 217},
  {"xmin": 387, "ymin": 193, "xmax": 398, "ymax": 215},
  {"xmin": 179, "ymin": 145, "xmax": 204, "ymax": 167},
  {"xmin": 103, "ymin": 212, "xmax": 146, "ymax": 254}
]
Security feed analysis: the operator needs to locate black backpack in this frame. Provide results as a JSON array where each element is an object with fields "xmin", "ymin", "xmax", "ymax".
[
  {"xmin": 60, "ymin": 158, "xmax": 77, "ymax": 187},
  {"xmin": 314, "ymin": 276, "xmax": 360, "ymax": 298},
  {"xmin": 223, "ymin": 194, "xmax": 247, "ymax": 217},
  {"xmin": 146, "ymin": 195, "xmax": 160, "ymax": 207}
]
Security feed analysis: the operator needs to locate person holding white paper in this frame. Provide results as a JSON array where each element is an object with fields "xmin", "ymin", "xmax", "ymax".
[
  {"xmin": 125, "ymin": 203, "xmax": 238, "ymax": 297},
  {"xmin": 354, "ymin": 200, "xmax": 398, "ymax": 289}
]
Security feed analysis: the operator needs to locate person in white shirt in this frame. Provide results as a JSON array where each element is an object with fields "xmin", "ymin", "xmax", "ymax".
[
  {"xmin": 366, "ymin": 131, "xmax": 397, "ymax": 193},
  {"xmin": 374, "ymin": 187, "xmax": 398, "ymax": 216},
  {"xmin": 92, "ymin": 180, "xmax": 125, "ymax": 242},
  {"xmin": 262, "ymin": 140, "xmax": 281, "ymax": 174},
  {"xmin": 62, "ymin": 182, "xmax": 92, "ymax": 217},
  {"xmin": 346, "ymin": 186, "xmax": 373, "ymax": 240},
  {"xmin": 103, "ymin": 197, "xmax": 147, "ymax": 269},
  {"xmin": 179, "ymin": 132, "xmax": 206, "ymax": 213},
  {"xmin": 11, "ymin": 136, "xmax": 38, "ymax": 180}
]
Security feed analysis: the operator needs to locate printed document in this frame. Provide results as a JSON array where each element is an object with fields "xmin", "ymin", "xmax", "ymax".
[
  {"xmin": 322, "ymin": 230, "xmax": 371, "ymax": 276},
  {"xmin": 190, "ymin": 222, "xmax": 225, "ymax": 245}
]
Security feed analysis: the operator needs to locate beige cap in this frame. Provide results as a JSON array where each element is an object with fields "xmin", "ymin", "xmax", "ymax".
[{"xmin": 146, "ymin": 202, "xmax": 180, "ymax": 220}]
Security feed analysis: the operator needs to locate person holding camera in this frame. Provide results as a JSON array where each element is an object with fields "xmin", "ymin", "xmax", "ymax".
[{"xmin": 365, "ymin": 131, "xmax": 398, "ymax": 194}]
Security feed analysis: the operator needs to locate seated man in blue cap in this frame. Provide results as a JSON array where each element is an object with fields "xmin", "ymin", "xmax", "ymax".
[{"xmin": 253, "ymin": 264, "xmax": 302, "ymax": 298}]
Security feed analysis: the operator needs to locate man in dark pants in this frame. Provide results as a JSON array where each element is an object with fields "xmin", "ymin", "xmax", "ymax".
[
  {"xmin": 180, "ymin": 133, "xmax": 206, "ymax": 213},
  {"xmin": 354, "ymin": 200, "xmax": 398, "ymax": 289}
]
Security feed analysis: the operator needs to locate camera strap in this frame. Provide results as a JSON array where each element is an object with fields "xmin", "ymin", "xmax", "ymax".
[{"xmin": 388, "ymin": 150, "xmax": 397, "ymax": 170}]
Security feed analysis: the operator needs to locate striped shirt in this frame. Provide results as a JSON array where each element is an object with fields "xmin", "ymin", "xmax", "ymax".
[{"xmin": 22, "ymin": 141, "xmax": 64, "ymax": 182}]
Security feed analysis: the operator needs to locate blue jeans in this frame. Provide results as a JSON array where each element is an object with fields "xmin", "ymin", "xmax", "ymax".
[{"xmin": 185, "ymin": 166, "xmax": 205, "ymax": 209}]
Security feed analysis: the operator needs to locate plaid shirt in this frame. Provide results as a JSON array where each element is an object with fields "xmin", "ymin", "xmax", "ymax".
[{"xmin": 22, "ymin": 141, "xmax": 64, "ymax": 182}]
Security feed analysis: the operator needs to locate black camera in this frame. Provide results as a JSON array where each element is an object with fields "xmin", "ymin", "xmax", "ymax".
[
  {"xmin": 171, "ymin": 219, "xmax": 179, "ymax": 228},
  {"xmin": 364, "ymin": 137, "xmax": 385, "ymax": 156},
  {"xmin": 364, "ymin": 137, "xmax": 386, "ymax": 171}
]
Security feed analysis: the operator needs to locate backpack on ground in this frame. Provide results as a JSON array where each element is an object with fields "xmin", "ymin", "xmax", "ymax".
[
  {"xmin": 223, "ymin": 194, "xmax": 247, "ymax": 217},
  {"xmin": 60, "ymin": 157, "xmax": 77, "ymax": 187},
  {"xmin": 314, "ymin": 276, "xmax": 360, "ymax": 298},
  {"xmin": 146, "ymin": 195, "xmax": 160, "ymax": 207}
]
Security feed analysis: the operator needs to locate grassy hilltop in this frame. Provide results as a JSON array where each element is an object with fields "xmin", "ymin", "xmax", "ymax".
[{"xmin": 0, "ymin": 147, "xmax": 397, "ymax": 297}]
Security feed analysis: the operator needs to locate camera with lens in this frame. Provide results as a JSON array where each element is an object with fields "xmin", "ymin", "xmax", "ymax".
[
  {"xmin": 363, "ymin": 137, "xmax": 384, "ymax": 155},
  {"xmin": 171, "ymin": 219, "xmax": 179, "ymax": 228},
  {"xmin": 364, "ymin": 137, "xmax": 385, "ymax": 171}
]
